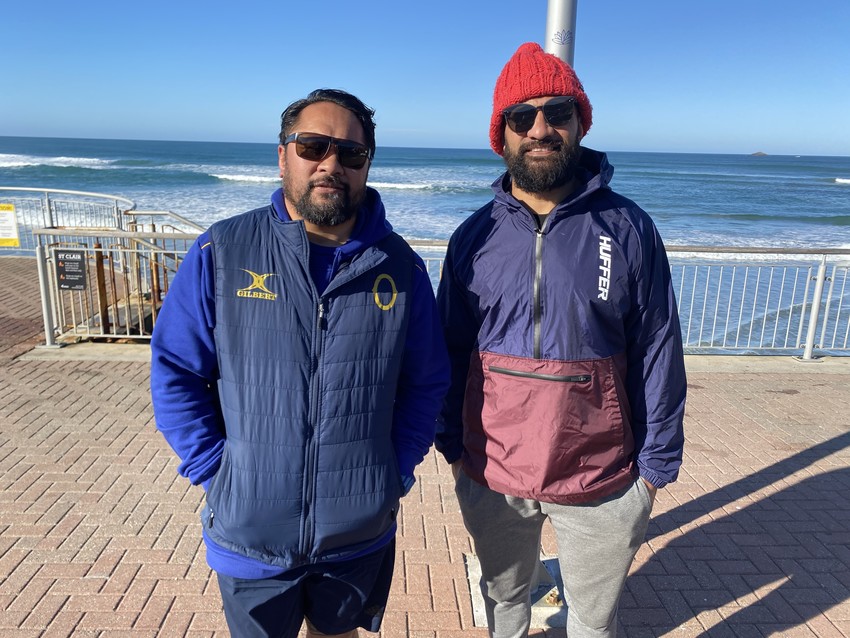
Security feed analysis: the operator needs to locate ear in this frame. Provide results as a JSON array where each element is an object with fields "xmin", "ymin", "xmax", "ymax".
[{"xmin": 277, "ymin": 144, "xmax": 287, "ymax": 178}]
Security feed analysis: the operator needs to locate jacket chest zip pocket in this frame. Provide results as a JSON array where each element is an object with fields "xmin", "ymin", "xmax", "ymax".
[{"xmin": 488, "ymin": 366, "xmax": 591, "ymax": 383}]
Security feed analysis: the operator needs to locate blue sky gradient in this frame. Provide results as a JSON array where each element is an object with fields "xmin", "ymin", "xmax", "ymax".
[{"xmin": 3, "ymin": 1, "xmax": 849, "ymax": 155}]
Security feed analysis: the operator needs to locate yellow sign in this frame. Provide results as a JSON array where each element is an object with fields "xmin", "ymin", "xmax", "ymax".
[{"xmin": 0, "ymin": 203, "xmax": 20, "ymax": 248}]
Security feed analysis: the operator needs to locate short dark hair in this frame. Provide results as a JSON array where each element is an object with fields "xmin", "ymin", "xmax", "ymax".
[{"xmin": 279, "ymin": 88, "xmax": 376, "ymax": 159}]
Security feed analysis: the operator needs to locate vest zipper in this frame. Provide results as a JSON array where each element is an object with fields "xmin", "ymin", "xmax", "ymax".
[{"xmin": 301, "ymin": 299, "xmax": 326, "ymax": 557}]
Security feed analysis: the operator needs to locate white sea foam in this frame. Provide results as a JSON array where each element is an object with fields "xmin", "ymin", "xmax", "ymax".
[
  {"xmin": 368, "ymin": 181, "xmax": 433, "ymax": 190},
  {"xmin": 0, "ymin": 154, "xmax": 36, "ymax": 168},
  {"xmin": 835, "ymin": 178, "xmax": 850, "ymax": 185},
  {"xmin": 212, "ymin": 173, "xmax": 278, "ymax": 184},
  {"xmin": 0, "ymin": 153, "xmax": 114, "ymax": 169},
  {"xmin": 52, "ymin": 156, "xmax": 113, "ymax": 168}
]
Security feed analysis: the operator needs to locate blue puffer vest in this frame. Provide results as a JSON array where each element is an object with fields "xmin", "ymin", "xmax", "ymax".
[{"xmin": 201, "ymin": 208, "xmax": 413, "ymax": 569}]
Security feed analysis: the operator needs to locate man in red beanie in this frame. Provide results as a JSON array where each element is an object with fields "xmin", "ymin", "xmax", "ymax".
[{"xmin": 436, "ymin": 42, "xmax": 687, "ymax": 638}]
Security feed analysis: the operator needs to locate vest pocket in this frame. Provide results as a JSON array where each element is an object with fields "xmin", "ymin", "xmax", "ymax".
[{"xmin": 206, "ymin": 443, "xmax": 231, "ymax": 500}]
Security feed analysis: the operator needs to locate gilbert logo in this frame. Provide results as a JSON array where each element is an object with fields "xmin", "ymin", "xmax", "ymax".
[
  {"xmin": 237, "ymin": 269, "xmax": 278, "ymax": 301},
  {"xmin": 598, "ymin": 235, "xmax": 612, "ymax": 301}
]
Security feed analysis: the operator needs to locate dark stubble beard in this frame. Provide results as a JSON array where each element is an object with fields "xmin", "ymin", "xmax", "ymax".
[
  {"xmin": 503, "ymin": 137, "xmax": 582, "ymax": 194},
  {"xmin": 283, "ymin": 174, "xmax": 365, "ymax": 227}
]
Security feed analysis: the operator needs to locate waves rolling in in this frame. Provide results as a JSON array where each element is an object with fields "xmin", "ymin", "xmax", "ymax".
[{"xmin": 1, "ymin": 137, "xmax": 849, "ymax": 246}]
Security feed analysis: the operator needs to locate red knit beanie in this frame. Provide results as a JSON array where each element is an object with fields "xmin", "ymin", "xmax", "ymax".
[{"xmin": 490, "ymin": 42, "xmax": 592, "ymax": 156}]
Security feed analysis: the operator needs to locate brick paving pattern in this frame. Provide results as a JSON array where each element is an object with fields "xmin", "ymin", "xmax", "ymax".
[{"xmin": 0, "ymin": 255, "xmax": 848, "ymax": 637}]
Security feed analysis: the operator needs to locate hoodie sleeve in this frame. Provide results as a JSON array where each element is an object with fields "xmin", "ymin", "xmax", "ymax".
[
  {"xmin": 150, "ymin": 232, "xmax": 225, "ymax": 489},
  {"xmin": 434, "ymin": 239, "xmax": 479, "ymax": 464},
  {"xmin": 391, "ymin": 256, "xmax": 451, "ymax": 490},
  {"xmin": 625, "ymin": 220, "xmax": 687, "ymax": 488}
]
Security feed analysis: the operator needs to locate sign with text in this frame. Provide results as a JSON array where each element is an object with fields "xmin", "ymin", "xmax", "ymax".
[
  {"xmin": 55, "ymin": 249, "xmax": 88, "ymax": 291},
  {"xmin": 0, "ymin": 203, "xmax": 21, "ymax": 248}
]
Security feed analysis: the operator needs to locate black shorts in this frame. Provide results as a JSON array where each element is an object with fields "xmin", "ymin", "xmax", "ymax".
[{"xmin": 217, "ymin": 539, "xmax": 396, "ymax": 638}]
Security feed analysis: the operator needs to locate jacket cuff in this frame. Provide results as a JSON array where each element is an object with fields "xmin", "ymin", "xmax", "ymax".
[{"xmin": 639, "ymin": 468, "xmax": 668, "ymax": 489}]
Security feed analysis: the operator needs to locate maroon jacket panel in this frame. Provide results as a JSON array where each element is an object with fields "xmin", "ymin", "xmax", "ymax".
[{"xmin": 461, "ymin": 350, "xmax": 636, "ymax": 504}]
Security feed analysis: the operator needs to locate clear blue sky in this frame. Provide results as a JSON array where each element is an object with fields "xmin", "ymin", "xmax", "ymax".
[{"xmin": 3, "ymin": 1, "xmax": 849, "ymax": 155}]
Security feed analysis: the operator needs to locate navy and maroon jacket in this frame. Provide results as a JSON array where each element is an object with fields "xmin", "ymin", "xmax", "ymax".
[{"xmin": 436, "ymin": 148, "xmax": 686, "ymax": 504}]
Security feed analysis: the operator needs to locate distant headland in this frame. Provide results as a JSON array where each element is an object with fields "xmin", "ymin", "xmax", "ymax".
[{"xmin": 751, "ymin": 151, "xmax": 768, "ymax": 156}]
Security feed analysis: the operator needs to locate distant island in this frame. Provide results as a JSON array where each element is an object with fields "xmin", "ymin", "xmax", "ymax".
[{"xmin": 751, "ymin": 151, "xmax": 768, "ymax": 156}]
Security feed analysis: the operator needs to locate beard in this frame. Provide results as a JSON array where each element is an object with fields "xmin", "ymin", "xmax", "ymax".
[
  {"xmin": 503, "ymin": 137, "xmax": 582, "ymax": 193},
  {"xmin": 283, "ymin": 174, "xmax": 365, "ymax": 227}
]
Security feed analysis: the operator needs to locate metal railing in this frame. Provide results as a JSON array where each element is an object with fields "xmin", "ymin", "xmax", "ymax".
[
  {"xmin": 668, "ymin": 247, "xmax": 849, "ymax": 357},
  {"xmin": 0, "ymin": 187, "xmax": 204, "ymax": 254},
  {"xmin": 4, "ymin": 188, "xmax": 849, "ymax": 358},
  {"xmin": 0, "ymin": 187, "xmax": 202, "ymax": 344},
  {"xmin": 33, "ymin": 228, "xmax": 197, "ymax": 344},
  {"xmin": 409, "ymin": 244, "xmax": 850, "ymax": 359},
  {"xmin": 0, "ymin": 187, "xmax": 136, "ymax": 253},
  {"xmin": 27, "ymin": 234, "xmax": 850, "ymax": 358}
]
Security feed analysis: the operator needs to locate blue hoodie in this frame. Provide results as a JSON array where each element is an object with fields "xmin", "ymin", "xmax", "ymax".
[{"xmin": 151, "ymin": 187, "xmax": 449, "ymax": 578}]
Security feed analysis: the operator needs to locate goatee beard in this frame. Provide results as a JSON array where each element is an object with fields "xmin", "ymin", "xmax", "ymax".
[
  {"xmin": 504, "ymin": 139, "xmax": 582, "ymax": 193},
  {"xmin": 285, "ymin": 176, "xmax": 363, "ymax": 227}
]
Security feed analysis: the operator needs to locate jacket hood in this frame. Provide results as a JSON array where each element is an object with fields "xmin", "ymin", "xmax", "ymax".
[
  {"xmin": 270, "ymin": 186, "xmax": 394, "ymax": 261},
  {"xmin": 493, "ymin": 147, "xmax": 614, "ymax": 223}
]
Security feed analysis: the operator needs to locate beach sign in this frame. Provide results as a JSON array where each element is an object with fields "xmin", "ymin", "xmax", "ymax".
[
  {"xmin": 55, "ymin": 249, "xmax": 87, "ymax": 291},
  {"xmin": 0, "ymin": 203, "xmax": 20, "ymax": 248}
]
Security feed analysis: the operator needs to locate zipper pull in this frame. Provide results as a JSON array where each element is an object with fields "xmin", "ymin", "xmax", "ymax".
[{"xmin": 318, "ymin": 301, "xmax": 327, "ymax": 330}]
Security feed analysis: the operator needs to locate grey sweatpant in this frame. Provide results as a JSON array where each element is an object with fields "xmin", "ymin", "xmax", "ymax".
[{"xmin": 455, "ymin": 471, "xmax": 653, "ymax": 638}]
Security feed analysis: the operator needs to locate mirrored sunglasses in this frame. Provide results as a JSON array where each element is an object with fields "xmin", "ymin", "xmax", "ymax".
[
  {"xmin": 503, "ymin": 96, "xmax": 577, "ymax": 134},
  {"xmin": 283, "ymin": 132, "xmax": 371, "ymax": 169}
]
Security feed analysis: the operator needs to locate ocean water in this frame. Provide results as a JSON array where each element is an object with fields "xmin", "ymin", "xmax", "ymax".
[{"xmin": 1, "ymin": 136, "xmax": 849, "ymax": 249}]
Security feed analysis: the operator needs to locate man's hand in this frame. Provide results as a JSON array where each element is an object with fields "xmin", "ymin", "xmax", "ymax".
[
  {"xmin": 642, "ymin": 478, "xmax": 658, "ymax": 506},
  {"xmin": 451, "ymin": 460, "xmax": 462, "ymax": 481}
]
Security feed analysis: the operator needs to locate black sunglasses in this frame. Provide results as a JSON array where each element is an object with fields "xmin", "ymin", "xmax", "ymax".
[
  {"xmin": 283, "ymin": 132, "xmax": 371, "ymax": 169},
  {"xmin": 502, "ymin": 96, "xmax": 577, "ymax": 134}
]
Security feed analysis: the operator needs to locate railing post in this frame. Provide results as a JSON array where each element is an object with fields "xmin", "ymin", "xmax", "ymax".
[
  {"xmin": 149, "ymin": 226, "xmax": 163, "ymax": 332},
  {"xmin": 800, "ymin": 256, "xmax": 827, "ymax": 360},
  {"xmin": 819, "ymin": 265, "xmax": 836, "ymax": 351},
  {"xmin": 113, "ymin": 199, "xmax": 124, "ymax": 230},
  {"xmin": 43, "ymin": 190, "xmax": 55, "ymax": 228},
  {"xmin": 35, "ymin": 244, "xmax": 59, "ymax": 348},
  {"xmin": 94, "ymin": 242, "xmax": 111, "ymax": 335}
]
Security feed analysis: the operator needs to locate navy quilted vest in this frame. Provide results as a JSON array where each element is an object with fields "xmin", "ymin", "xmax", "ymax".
[{"xmin": 202, "ymin": 207, "xmax": 413, "ymax": 569}]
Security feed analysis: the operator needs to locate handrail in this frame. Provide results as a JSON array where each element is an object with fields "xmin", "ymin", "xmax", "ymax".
[
  {"xmin": 124, "ymin": 210, "xmax": 206, "ymax": 233},
  {"xmin": 408, "ymin": 241, "xmax": 850, "ymax": 257},
  {"xmin": 33, "ymin": 228, "xmax": 199, "ymax": 241},
  {"xmin": 0, "ymin": 186, "xmax": 136, "ymax": 211},
  {"xmin": 668, "ymin": 246, "xmax": 850, "ymax": 256}
]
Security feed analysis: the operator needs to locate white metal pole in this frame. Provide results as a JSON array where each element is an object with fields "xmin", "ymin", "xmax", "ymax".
[
  {"xmin": 801, "ymin": 256, "xmax": 827, "ymax": 360},
  {"xmin": 545, "ymin": 0, "xmax": 578, "ymax": 66},
  {"xmin": 35, "ymin": 244, "xmax": 59, "ymax": 348}
]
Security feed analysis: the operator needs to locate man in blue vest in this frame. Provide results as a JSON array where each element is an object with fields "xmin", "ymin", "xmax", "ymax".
[
  {"xmin": 151, "ymin": 88, "xmax": 451, "ymax": 638},
  {"xmin": 437, "ymin": 43, "xmax": 687, "ymax": 638}
]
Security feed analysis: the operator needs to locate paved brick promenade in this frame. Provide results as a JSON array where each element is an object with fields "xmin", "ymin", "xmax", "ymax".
[{"xmin": 1, "ymin": 255, "xmax": 849, "ymax": 637}]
